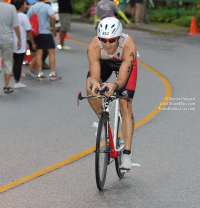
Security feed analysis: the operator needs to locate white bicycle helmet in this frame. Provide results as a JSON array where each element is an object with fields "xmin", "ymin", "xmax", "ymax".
[{"xmin": 97, "ymin": 17, "xmax": 122, "ymax": 39}]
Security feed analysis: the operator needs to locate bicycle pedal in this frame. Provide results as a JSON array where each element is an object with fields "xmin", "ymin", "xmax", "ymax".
[
  {"xmin": 119, "ymin": 168, "xmax": 130, "ymax": 173},
  {"xmin": 132, "ymin": 162, "xmax": 140, "ymax": 167},
  {"xmin": 93, "ymin": 122, "xmax": 98, "ymax": 128},
  {"xmin": 119, "ymin": 138, "xmax": 124, "ymax": 145}
]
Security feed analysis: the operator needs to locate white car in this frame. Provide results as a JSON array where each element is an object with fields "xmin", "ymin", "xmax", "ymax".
[{"xmin": 49, "ymin": 0, "xmax": 60, "ymax": 29}]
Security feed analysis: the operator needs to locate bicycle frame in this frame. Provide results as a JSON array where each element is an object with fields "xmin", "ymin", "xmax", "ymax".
[
  {"xmin": 101, "ymin": 97, "xmax": 124, "ymax": 159},
  {"xmin": 77, "ymin": 88, "xmax": 129, "ymax": 159}
]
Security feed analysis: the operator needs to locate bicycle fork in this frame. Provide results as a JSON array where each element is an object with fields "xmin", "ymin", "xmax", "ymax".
[
  {"xmin": 108, "ymin": 124, "xmax": 118, "ymax": 158},
  {"xmin": 109, "ymin": 99, "xmax": 121, "ymax": 158}
]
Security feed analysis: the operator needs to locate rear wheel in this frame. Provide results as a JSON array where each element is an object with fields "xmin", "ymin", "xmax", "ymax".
[
  {"xmin": 95, "ymin": 115, "xmax": 109, "ymax": 191},
  {"xmin": 115, "ymin": 116, "xmax": 125, "ymax": 179}
]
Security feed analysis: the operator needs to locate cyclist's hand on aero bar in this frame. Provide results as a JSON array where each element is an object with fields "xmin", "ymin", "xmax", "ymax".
[
  {"xmin": 92, "ymin": 82, "xmax": 102, "ymax": 95},
  {"xmin": 102, "ymin": 83, "xmax": 116, "ymax": 97}
]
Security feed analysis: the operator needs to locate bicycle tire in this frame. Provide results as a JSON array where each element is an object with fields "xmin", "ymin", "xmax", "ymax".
[
  {"xmin": 95, "ymin": 115, "xmax": 109, "ymax": 191},
  {"xmin": 115, "ymin": 116, "xmax": 125, "ymax": 179}
]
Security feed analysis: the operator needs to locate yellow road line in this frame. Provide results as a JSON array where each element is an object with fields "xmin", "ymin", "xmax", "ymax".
[
  {"xmin": 0, "ymin": 146, "xmax": 96, "ymax": 193},
  {"xmin": 67, "ymin": 39, "xmax": 90, "ymax": 46},
  {"xmin": 0, "ymin": 39, "xmax": 172, "ymax": 193},
  {"xmin": 135, "ymin": 61, "xmax": 172, "ymax": 129}
]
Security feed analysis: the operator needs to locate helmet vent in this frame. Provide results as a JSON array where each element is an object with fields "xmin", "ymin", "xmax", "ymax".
[
  {"xmin": 97, "ymin": 17, "xmax": 122, "ymax": 39},
  {"xmin": 112, "ymin": 28, "xmax": 116, "ymax": 34}
]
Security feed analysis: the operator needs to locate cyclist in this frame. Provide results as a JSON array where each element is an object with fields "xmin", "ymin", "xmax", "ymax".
[{"xmin": 86, "ymin": 17, "xmax": 138, "ymax": 171}]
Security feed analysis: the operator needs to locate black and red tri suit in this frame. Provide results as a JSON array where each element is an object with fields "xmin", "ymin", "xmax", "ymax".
[{"xmin": 87, "ymin": 33, "xmax": 138, "ymax": 99}]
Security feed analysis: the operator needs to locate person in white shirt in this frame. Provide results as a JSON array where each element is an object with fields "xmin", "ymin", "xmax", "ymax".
[{"xmin": 12, "ymin": 0, "xmax": 36, "ymax": 88}]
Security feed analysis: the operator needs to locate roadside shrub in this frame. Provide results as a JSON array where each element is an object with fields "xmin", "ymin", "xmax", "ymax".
[
  {"xmin": 172, "ymin": 15, "xmax": 192, "ymax": 26},
  {"xmin": 147, "ymin": 3, "xmax": 197, "ymax": 26},
  {"xmin": 173, "ymin": 15, "xmax": 200, "ymax": 27},
  {"xmin": 71, "ymin": 0, "xmax": 94, "ymax": 14},
  {"xmin": 196, "ymin": 15, "xmax": 200, "ymax": 27},
  {"xmin": 72, "ymin": 2, "xmax": 85, "ymax": 14},
  {"xmin": 149, "ymin": 12, "xmax": 175, "ymax": 23}
]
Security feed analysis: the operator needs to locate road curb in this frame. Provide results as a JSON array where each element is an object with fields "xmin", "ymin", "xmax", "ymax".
[{"xmin": 71, "ymin": 18, "xmax": 169, "ymax": 34}]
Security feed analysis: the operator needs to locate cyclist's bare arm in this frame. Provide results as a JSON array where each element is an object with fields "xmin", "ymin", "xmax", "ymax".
[
  {"xmin": 102, "ymin": 36, "xmax": 136, "ymax": 97},
  {"xmin": 118, "ymin": 36, "xmax": 136, "ymax": 87},
  {"xmin": 87, "ymin": 37, "xmax": 102, "ymax": 94}
]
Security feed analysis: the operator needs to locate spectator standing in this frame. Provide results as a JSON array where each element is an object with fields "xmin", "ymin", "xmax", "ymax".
[
  {"xmin": 0, "ymin": 0, "xmax": 21, "ymax": 93},
  {"xmin": 135, "ymin": 0, "xmax": 144, "ymax": 25},
  {"xmin": 27, "ymin": 0, "xmax": 61, "ymax": 81},
  {"xmin": 12, "ymin": 0, "xmax": 37, "ymax": 88},
  {"xmin": 130, "ymin": 0, "xmax": 136, "ymax": 22},
  {"xmin": 26, "ymin": 0, "xmax": 50, "ymax": 70},
  {"xmin": 57, "ymin": 0, "xmax": 73, "ymax": 50},
  {"xmin": 143, "ymin": 0, "xmax": 149, "ymax": 23}
]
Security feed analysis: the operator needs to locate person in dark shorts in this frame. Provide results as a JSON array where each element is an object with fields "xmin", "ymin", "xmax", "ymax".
[
  {"xmin": 57, "ymin": 0, "xmax": 73, "ymax": 50},
  {"xmin": 25, "ymin": 0, "xmax": 50, "ymax": 69},
  {"xmin": 27, "ymin": 0, "xmax": 61, "ymax": 81},
  {"xmin": 86, "ymin": 17, "xmax": 138, "ymax": 171}
]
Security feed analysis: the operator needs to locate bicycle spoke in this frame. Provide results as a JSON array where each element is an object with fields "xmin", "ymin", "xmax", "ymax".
[
  {"xmin": 115, "ymin": 116, "xmax": 125, "ymax": 179},
  {"xmin": 95, "ymin": 116, "xmax": 109, "ymax": 191}
]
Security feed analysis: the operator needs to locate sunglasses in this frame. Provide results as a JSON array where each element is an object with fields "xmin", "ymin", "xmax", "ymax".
[{"xmin": 100, "ymin": 37, "xmax": 118, "ymax": 43}]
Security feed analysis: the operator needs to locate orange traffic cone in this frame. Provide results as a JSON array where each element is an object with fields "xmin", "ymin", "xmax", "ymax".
[
  {"xmin": 64, "ymin": 33, "xmax": 71, "ymax": 39},
  {"xmin": 56, "ymin": 31, "xmax": 71, "ymax": 40},
  {"xmin": 188, "ymin": 17, "xmax": 200, "ymax": 36},
  {"xmin": 23, "ymin": 47, "xmax": 31, "ymax": 65},
  {"xmin": 2, "ymin": 59, "xmax": 4, "ymax": 67}
]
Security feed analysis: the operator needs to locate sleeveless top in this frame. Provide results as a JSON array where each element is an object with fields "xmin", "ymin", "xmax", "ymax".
[{"xmin": 98, "ymin": 33, "xmax": 128, "ymax": 71}]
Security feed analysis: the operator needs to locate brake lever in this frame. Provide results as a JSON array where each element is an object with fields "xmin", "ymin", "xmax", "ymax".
[
  {"xmin": 77, "ymin": 92, "xmax": 82, "ymax": 106},
  {"xmin": 78, "ymin": 92, "xmax": 101, "ymax": 106},
  {"xmin": 78, "ymin": 89, "xmax": 129, "ymax": 106}
]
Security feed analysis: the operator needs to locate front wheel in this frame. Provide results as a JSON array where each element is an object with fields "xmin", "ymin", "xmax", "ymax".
[
  {"xmin": 115, "ymin": 116, "xmax": 125, "ymax": 179},
  {"xmin": 95, "ymin": 115, "xmax": 109, "ymax": 191}
]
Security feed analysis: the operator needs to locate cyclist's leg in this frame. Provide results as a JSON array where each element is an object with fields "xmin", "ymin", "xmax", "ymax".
[
  {"xmin": 119, "ymin": 58, "xmax": 138, "ymax": 170},
  {"xmin": 120, "ymin": 58, "xmax": 137, "ymax": 151},
  {"xmin": 119, "ymin": 99, "xmax": 134, "ymax": 170},
  {"xmin": 119, "ymin": 99, "xmax": 134, "ymax": 151}
]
